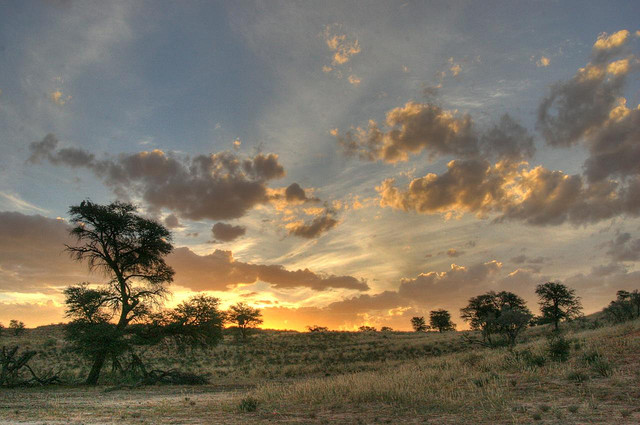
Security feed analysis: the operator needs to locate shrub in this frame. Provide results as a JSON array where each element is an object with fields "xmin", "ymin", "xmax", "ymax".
[
  {"xmin": 516, "ymin": 349, "xmax": 547, "ymax": 368},
  {"xmin": 238, "ymin": 396, "xmax": 259, "ymax": 412},
  {"xmin": 566, "ymin": 370, "xmax": 589, "ymax": 383},
  {"xmin": 547, "ymin": 334, "xmax": 571, "ymax": 362}
]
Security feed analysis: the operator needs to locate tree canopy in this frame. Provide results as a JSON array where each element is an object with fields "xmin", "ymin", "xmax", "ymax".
[
  {"xmin": 461, "ymin": 291, "xmax": 532, "ymax": 346},
  {"xmin": 63, "ymin": 200, "xmax": 191, "ymax": 384},
  {"xmin": 535, "ymin": 282, "xmax": 582, "ymax": 331},
  {"xmin": 429, "ymin": 309, "xmax": 456, "ymax": 333}
]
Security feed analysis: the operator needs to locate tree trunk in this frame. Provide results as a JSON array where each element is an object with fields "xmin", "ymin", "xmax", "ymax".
[{"xmin": 86, "ymin": 349, "xmax": 108, "ymax": 385}]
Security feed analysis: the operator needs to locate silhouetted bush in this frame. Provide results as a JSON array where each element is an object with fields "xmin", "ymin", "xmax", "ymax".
[{"xmin": 546, "ymin": 334, "xmax": 571, "ymax": 362}]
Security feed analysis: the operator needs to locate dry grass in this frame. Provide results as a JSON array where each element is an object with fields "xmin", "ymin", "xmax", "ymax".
[{"xmin": 1, "ymin": 319, "xmax": 639, "ymax": 423}]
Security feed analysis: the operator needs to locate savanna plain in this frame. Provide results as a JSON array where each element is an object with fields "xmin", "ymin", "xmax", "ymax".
[{"xmin": 1, "ymin": 315, "xmax": 639, "ymax": 424}]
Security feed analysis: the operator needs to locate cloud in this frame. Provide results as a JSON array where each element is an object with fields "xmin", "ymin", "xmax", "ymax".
[
  {"xmin": 0, "ymin": 211, "xmax": 93, "ymax": 293},
  {"xmin": 337, "ymin": 102, "xmax": 478, "ymax": 162},
  {"xmin": 397, "ymin": 261, "xmax": 502, "ymax": 304},
  {"xmin": 285, "ymin": 183, "xmax": 309, "ymax": 203},
  {"xmin": 168, "ymin": 247, "xmax": 368, "ymax": 292},
  {"xmin": 262, "ymin": 260, "xmax": 503, "ymax": 330},
  {"xmin": 0, "ymin": 211, "xmax": 365, "ymax": 298},
  {"xmin": 377, "ymin": 159, "xmax": 510, "ymax": 217},
  {"xmin": 378, "ymin": 159, "xmax": 640, "ymax": 226},
  {"xmin": 0, "ymin": 192, "xmax": 49, "ymax": 214},
  {"xmin": 480, "ymin": 114, "xmax": 535, "ymax": 162},
  {"xmin": 286, "ymin": 208, "xmax": 338, "ymax": 238},
  {"xmin": 537, "ymin": 30, "xmax": 636, "ymax": 148},
  {"xmin": 536, "ymin": 56, "xmax": 550, "ymax": 67},
  {"xmin": 592, "ymin": 30, "xmax": 631, "ymax": 61},
  {"xmin": 348, "ymin": 75, "xmax": 361, "ymax": 86},
  {"xmin": 50, "ymin": 90, "xmax": 71, "ymax": 106},
  {"xmin": 164, "ymin": 214, "xmax": 182, "ymax": 229},
  {"xmin": 211, "ymin": 222, "xmax": 246, "ymax": 242},
  {"xmin": 28, "ymin": 135, "xmax": 286, "ymax": 221},
  {"xmin": 605, "ymin": 232, "xmax": 640, "ymax": 262},
  {"xmin": 448, "ymin": 57, "xmax": 462, "ymax": 76},
  {"xmin": 336, "ymin": 102, "xmax": 533, "ymax": 164},
  {"xmin": 510, "ymin": 254, "xmax": 546, "ymax": 265},
  {"xmin": 446, "ymin": 248, "xmax": 463, "ymax": 257},
  {"xmin": 323, "ymin": 25, "xmax": 361, "ymax": 66},
  {"xmin": 27, "ymin": 134, "xmax": 95, "ymax": 167},
  {"xmin": 583, "ymin": 99, "xmax": 640, "ymax": 182}
]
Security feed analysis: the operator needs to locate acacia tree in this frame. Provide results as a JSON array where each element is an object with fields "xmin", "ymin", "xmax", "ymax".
[
  {"xmin": 429, "ymin": 309, "xmax": 456, "ymax": 333},
  {"xmin": 461, "ymin": 291, "xmax": 532, "ymax": 347},
  {"xmin": 410, "ymin": 316, "xmax": 428, "ymax": 332},
  {"xmin": 65, "ymin": 200, "xmax": 174, "ymax": 385},
  {"xmin": 603, "ymin": 289, "xmax": 640, "ymax": 322},
  {"xmin": 9, "ymin": 320, "xmax": 25, "ymax": 337},
  {"xmin": 535, "ymin": 282, "xmax": 582, "ymax": 331},
  {"xmin": 226, "ymin": 302, "xmax": 263, "ymax": 340}
]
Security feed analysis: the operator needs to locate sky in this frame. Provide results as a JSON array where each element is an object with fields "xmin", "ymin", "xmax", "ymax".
[{"xmin": 1, "ymin": 1, "xmax": 640, "ymax": 331}]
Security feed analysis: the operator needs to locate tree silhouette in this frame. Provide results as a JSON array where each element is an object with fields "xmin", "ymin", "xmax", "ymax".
[
  {"xmin": 358, "ymin": 325, "xmax": 377, "ymax": 332},
  {"xmin": 461, "ymin": 291, "xmax": 532, "ymax": 346},
  {"xmin": 410, "ymin": 316, "xmax": 427, "ymax": 332},
  {"xmin": 603, "ymin": 289, "xmax": 640, "ymax": 323},
  {"xmin": 8, "ymin": 320, "xmax": 25, "ymax": 337},
  {"xmin": 64, "ymin": 200, "xmax": 174, "ymax": 385},
  {"xmin": 227, "ymin": 302, "xmax": 263, "ymax": 340},
  {"xmin": 535, "ymin": 282, "xmax": 582, "ymax": 331},
  {"xmin": 306, "ymin": 325, "xmax": 329, "ymax": 332},
  {"xmin": 429, "ymin": 309, "xmax": 456, "ymax": 333}
]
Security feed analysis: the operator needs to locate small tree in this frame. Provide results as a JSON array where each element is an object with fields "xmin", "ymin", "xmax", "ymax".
[
  {"xmin": 380, "ymin": 326, "xmax": 393, "ymax": 332},
  {"xmin": 411, "ymin": 316, "xmax": 428, "ymax": 332},
  {"xmin": 64, "ymin": 200, "xmax": 175, "ymax": 385},
  {"xmin": 603, "ymin": 289, "xmax": 640, "ymax": 323},
  {"xmin": 461, "ymin": 291, "xmax": 532, "ymax": 347},
  {"xmin": 8, "ymin": 320, "xmax": 26, "ymax": 337},
  {"xmin": 227, "ymin": 302, "xmax": 263, "ymax": 340},
  {"xmin": 306, "ymin": 325, "xmax": 329, "ymax": 332},
  {"xmin": 429, "ymin": 309, "xmax": 456, "ymax": 333},
  {"xmin": 535, "ymin": 282, "xmax": 582, "ymax": 331},
  {"xmin": 358, "ymin": 325, "xmax": 376, "ymax": 332}
]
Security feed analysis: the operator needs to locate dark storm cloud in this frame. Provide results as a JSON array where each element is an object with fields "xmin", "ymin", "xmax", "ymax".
[{"xmin": 211, "ymin": 222, "xmax": 246, "ymax": 242}]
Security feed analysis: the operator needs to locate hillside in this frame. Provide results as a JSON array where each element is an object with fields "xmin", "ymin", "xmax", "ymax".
[{"xmin": 1, "ymin": 317, "xmax": 639, "ymax": 424}]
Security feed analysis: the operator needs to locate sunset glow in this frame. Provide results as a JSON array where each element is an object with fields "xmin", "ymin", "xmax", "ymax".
[{"xmin": 2, "ymin": 1, "xmax": 640, "ymax": 332}]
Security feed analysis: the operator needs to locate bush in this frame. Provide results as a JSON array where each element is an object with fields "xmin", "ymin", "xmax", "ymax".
[
  {"xmin": 518, "ymin": 349, "xmax": 547, "ymax": 368},
  {"xmin": 566, "ymin": 370, "xmax": 589, "ymax": 383},
  {"xmin": 547, "ymin": 334, "xmax": 571, "ymax": 362},
  {"xmin": 238, "ymin": 396, "xmax": 259, "ymax": 412}
]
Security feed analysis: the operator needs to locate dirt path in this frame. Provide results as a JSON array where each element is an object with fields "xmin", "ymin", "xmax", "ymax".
[{"xmin": 0, "ymin": 385, "xmax": 250, "ymax": 424}]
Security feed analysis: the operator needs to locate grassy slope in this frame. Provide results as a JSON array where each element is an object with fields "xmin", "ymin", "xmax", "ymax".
[{"xmin": 0, "ymin": 318, "xmax": 639, "ymax": 424}]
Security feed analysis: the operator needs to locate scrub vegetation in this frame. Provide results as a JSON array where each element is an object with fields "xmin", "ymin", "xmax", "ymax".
[{"xmin": 1, "ymin": 314, "xmax": 639, "ymax": 424}]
